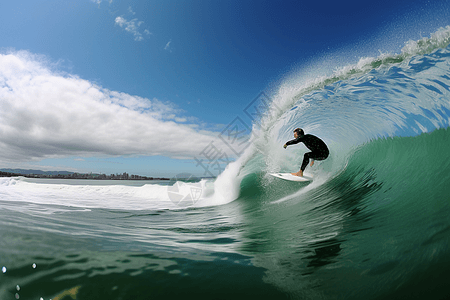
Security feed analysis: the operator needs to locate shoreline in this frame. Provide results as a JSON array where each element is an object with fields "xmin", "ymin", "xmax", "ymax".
[{"xmin": 0, "ymin": 171, "xmax": 170, "ymax": 181}]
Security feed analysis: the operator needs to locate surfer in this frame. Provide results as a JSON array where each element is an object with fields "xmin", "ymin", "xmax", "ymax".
[{"xmin": 283, "ymin": 128, "xmax": 329, "ymax": 177}]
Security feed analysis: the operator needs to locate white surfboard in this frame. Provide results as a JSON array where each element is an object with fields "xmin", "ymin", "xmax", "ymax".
[{"xmin": 269, "ymin": 172, "xmax": 313, "ymax": 182}]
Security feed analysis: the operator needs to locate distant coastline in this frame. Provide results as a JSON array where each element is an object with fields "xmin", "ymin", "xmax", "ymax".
[{"xmin": 0, "ymin": 169, "xmax": 170, "ymax": 180}]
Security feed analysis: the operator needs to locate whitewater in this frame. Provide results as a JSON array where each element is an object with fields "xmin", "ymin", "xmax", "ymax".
[{"xmin": 1, "ymin": 26, "xmax": 450, "ymax": 300}]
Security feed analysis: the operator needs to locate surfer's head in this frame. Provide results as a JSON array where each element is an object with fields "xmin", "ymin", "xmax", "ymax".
[{"xmin": 293, "ymin": 128, "xmax": 304, "ymax": 138}]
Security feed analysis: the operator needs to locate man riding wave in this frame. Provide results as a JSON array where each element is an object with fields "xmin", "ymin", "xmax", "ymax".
[{"xmin": 283, "ymin": 128, "xmax": 329, "ymax": 177}]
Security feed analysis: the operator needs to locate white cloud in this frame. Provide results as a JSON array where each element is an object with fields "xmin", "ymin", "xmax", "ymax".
[
  {"xmin": 0, "ymin": 51, "xmax": 237, "ymax": 164},
  {"xmin": 115, "ymin": 16, "xmax": 146, "ymax": 41},
  {"xmin": 90, "ymin": 0, "xmax": 112, "ymax": 6},
  {"xmin": 175, "ymin": 117, "xmax": 187, "ymax": 123},
  {"xmin": 93, "ymin": 3, "xmax": 150, "ymax": 41},
  {"xmin": 164, "ymin": 40, "xmax": 173, "ymax": 52}
]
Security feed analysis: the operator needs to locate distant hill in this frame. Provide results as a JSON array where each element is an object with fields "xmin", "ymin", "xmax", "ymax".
[{"xmin": 0, "ymin": 169, "xmax": 74, "ymax": 176}]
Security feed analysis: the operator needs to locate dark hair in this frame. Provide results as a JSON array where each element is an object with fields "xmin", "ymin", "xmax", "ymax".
[{"xmin": 293, "ymin": 128, "xmax": 304, "ymax": 136}]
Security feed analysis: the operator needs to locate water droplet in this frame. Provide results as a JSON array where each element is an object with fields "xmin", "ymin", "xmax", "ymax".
[
  {"xmin": 15, "ymin": 293, "xmax": 19, "ymax": 299},
  {"xmin": 32, "ymin": 263, "xmax": 36, "ymax": 269},
  {"xmin": 16, "ymin": 284, "xmax": 20, "ymax": 291},
  {"xmin": 40, "ymin": 298, "xmax": 44, "ymax": 300},
  {"xmin": 1, "ymin": 266, "xmax": 6, "ymax": 273}
]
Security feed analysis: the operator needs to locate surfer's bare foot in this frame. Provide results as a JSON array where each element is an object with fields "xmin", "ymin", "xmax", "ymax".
[
  {"xmin": 310, "ymin": 160, "xmax": 314, "ymax": 167},
  {"xmin": 291, "ymin": 171, "xmax": 303, "ymax": 177}
]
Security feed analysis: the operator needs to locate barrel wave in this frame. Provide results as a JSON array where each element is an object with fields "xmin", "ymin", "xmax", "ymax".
[
  {"xmin": 214, "ymin": 26, "xmax": 450, "ymax": 299},
  {"xmin": 1, "ymin": 27, "xmax": 450, "ymax": 300}
]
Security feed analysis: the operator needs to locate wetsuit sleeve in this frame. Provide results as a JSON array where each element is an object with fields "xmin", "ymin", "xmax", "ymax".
[{"xmin": 285, "ymin": 137, "xmax": 302, "ymax": 146}]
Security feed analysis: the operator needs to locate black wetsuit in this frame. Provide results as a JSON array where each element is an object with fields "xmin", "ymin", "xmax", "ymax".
[{"xmin": 286, "ymin": 134, "xmax": 329, "ymax": 172}]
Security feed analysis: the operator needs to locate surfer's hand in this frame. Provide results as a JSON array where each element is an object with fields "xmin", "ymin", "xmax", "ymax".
[{"xmin": 283, "ymin": 144, "xmax": 287, "ymax": 149}]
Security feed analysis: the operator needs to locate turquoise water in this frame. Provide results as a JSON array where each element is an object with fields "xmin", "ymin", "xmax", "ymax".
[{"xmin": 2, "ymin": 27, "xmax": 450, "ymax": 300}]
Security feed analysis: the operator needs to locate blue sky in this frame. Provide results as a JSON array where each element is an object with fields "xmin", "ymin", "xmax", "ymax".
[{"xmin": 1, "ymin": 0, "xmax": 449, "ymax": 177}]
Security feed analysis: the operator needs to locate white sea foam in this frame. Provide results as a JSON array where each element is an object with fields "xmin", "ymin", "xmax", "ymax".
[{"xmin": 0, "ymin": 177, "xmax": 184, "ymax": 210}]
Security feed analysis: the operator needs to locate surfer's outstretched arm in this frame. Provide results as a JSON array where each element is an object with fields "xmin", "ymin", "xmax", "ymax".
[
  {"xmin": 284, "ymin": 136, "xmax": 302, "ymax": 149},
  {"xmin": 285, "ymin": 137, "xmax": 301, "ymax": 146}
]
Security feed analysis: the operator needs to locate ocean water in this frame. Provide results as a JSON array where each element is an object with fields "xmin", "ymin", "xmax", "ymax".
[{"xmin": 2, "ymin": 26, "xmax": 450, "ymax": 300}]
